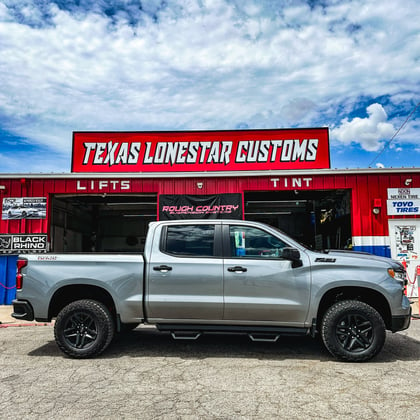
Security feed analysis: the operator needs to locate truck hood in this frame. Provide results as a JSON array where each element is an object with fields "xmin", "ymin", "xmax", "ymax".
[{"xmin": 312, "ymin": 249, "xmax": 403, "ymax": 269}]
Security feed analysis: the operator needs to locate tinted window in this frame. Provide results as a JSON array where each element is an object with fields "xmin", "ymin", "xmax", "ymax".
[
  {"xmin": 165, "ymin": 225, "xmax": 215, "ymax": 257},
  {"xmin": 229, "ymin": 226, "xmax": 288, "ymax": 258}
]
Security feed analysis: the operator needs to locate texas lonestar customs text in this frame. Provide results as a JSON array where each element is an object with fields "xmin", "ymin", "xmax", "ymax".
[{"xmin": 71, "ymin": 129, "xmax": 330, "ymax": 172}]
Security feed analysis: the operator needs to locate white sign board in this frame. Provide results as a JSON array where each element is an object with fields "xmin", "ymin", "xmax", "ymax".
[
  {"xmin": 387, "ymin": 188, "xmax": 420, "ymax": 199},
  {"xmin": 387, "ymin": 200, "xmax": 420, "ymax": 215},
  {"xmin": 387, "ymin": 188, "xmax": 420, "ymax": 216}
]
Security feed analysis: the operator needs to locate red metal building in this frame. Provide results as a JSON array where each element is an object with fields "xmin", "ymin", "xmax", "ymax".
[{"xmin": 1, "ymin": 129, "xmax": 419, "ymax": 303}]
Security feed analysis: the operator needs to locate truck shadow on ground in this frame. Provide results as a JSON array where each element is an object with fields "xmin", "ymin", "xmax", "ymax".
[{"xmin": 29, "ymin": 327, "xmax": 420, "ymax": 363}]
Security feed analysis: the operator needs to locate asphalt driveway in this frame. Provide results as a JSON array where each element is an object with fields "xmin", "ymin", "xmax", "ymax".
[{"xmin": 1, "ymin": 319, "xmax": 419, "ymax": 419}]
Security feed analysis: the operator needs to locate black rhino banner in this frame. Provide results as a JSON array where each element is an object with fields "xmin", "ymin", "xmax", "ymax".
[
  {"xmin": 0, "ymin": 234, "xmax": 48, "ymax": 253},
  {"xmin": 159, "ymin": 194, "xmax": 243, "ymax": 220}
]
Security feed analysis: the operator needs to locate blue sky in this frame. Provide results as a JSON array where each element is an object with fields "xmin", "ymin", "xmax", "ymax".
[{"xmin": 0, "ymin": 0, "xmax": 419, "ymax": 173}]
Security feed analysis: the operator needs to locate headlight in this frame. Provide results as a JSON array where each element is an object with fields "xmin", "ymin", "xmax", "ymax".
[{"xmin": 388, "ymin": 268, "xmax": 407, "ymax": 286}]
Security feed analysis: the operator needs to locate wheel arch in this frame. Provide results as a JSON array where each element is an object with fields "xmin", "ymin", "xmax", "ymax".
[
  {"xmin": 316, "ymin": 286, "xmax": 392, "ymax": 330},
  {"xmin": 49, "ymin": 285, "xmax": 117, "ymax": 321}
]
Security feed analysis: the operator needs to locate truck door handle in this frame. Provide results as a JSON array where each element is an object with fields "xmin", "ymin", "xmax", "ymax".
[
  {"xmin": 153, "ymin": 265, "xmax": 173, "ymax": 273},
  {"xmin": 227, "ymin": 266, "xmax": 247, "ymax": 273}
]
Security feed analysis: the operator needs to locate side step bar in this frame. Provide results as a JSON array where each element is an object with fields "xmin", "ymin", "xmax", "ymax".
[
  {"xmin": 171, "ymin": 332, "xmax": 202, "ymax": 340},
  {"xmin": 171, "ymin": 332, "xmax": 281, "ymax": 342},
  {"xmin": 248, "ymin": 334, "xmax": 280, "ymax": 343},
  {"xmin": 156, "ymin": 324, "xmax": 309, "ymax": 342}
]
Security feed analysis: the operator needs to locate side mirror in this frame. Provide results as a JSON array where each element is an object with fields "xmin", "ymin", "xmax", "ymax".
[{"xmin": 282, "ymin": 247, "xmax": 302, "ymax": 268}]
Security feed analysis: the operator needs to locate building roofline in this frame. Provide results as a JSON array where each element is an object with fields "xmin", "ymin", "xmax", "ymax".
[{"xmin": 0, "ymin": 167, "xmax": 419, "ymax": 179}]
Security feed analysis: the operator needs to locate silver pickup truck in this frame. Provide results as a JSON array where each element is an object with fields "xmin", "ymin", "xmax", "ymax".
[{"xmin": 12, "ymin": 219, "xmax": 411, "ymax": 361}]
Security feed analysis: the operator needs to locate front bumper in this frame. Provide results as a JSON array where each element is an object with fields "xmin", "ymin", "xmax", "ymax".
[
  {"xmin": 12, "ymin": 300, "xmax": 34, "ymax": 321},
  {"xmin": 390, "ymin": 308, "xmax": 411, "ymax": 332}
]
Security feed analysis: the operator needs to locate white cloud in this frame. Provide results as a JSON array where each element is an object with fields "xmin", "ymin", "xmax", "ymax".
[
  {"xmin": 0, "ymin": 0, "xmax": 418, "ymax": 166},
  {"xmin": 331, "ymin": 103, "xmax": 395, "ymax": 151}
]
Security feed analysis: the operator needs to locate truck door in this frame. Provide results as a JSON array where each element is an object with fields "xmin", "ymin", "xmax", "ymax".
[
  {"xmin": 223, "ymin": 224, "xmax": 311, "ymax": 325},
  {"xmin": 146, "ymin": 223, "xmax": 224, "ymax": 321}
]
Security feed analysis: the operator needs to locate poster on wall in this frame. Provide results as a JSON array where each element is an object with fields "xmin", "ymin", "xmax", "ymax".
[
  {"xmin": 2, "ymin": 197, "xmax": 47, "ymax": 220},
  {"xmin": 159, "ymin": 194, "xmax": 243, "ymax": 220},
  {"xmin": 388, "ymin": 220, "xmax": 419, "ymax": 298},
  {"xmin": 0, "ymin": 234, "xmax": 48, "ymax": 253}
]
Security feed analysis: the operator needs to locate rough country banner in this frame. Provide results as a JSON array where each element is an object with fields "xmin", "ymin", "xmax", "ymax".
[
  {"xmin": 159, "ymin": 194, "xmax": 243, "ymax": 220},
  {"xmin": 72, "ymin": 129, "xmax": 330, "ymax": 173}
]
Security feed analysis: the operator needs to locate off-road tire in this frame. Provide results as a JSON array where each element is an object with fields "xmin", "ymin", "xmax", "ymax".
[
  {"xmin": 321, "ymin": 300, "xmax": 386, "ymax": 362},
  {"xmin": 54, "ymin": 299, "xmax": 115, "ymax": 358}
]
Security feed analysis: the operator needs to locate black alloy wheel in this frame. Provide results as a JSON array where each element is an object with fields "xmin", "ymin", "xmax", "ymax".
[
  {"xmin": 335, "ymin": 313, "xmax": 374, "ymax": 352},
  {"xmin": 54, "ymin": 299, "xmax": 115, "ymax": 358},
  {"xmin": 63, "ymin": 311, "xmax": 99, "ymax": 350},
  {"xmin": 321, "ymin": 300, "xmax": 386, "ymax": 362}
]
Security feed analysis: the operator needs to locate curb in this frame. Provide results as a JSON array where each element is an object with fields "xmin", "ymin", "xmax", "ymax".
[{"xmin": 0, "ymin": 322, "xmax": 53, "ymax": 328}]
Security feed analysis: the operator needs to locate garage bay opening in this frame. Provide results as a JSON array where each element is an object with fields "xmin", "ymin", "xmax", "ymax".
[
  {"xmin": 244, "ymin": 190, "xmax": 351, "ymax": 250},
  {"xmin": 51, "ymin": 194, "xmax": 157, "ymax": 252}
]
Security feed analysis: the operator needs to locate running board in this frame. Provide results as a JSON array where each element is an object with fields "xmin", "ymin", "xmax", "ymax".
[{"xmin": 157, "ymin": 324, "xmax": 308, "ymax": 339}]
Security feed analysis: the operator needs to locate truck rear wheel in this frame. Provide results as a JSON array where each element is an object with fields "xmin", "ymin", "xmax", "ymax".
[
  {"xmin": 321, "ymin": 300, "xmax": 386, "ymax": 362},
  {"xmin": 54, "ymin": 299, "xmax": 115, "ymax": 358}
]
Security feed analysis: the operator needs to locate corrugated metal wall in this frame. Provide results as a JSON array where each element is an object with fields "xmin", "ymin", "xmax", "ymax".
[{"xmin": 0, "ymin": 171, "xmax": 419, "ymax": 256}]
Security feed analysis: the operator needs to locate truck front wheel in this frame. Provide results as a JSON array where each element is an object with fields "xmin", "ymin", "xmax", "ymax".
[
  {"xmin": 321, "ymin": 300, "xmax": 386, "ymax": 362},
  {"xmin": 54, "ymin": 299, "xmax": 115, "ymax": 358}
]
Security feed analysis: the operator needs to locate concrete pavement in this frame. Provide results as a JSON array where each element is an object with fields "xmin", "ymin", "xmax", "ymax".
[
  {"xmin": 0, "ymin": 305, "xmax": 52, "ymax": 327},
  {"xmin": 0, "ymin": 305, "xmax": 18, "ymax": 324},
  {"xmin": 1, "ymin": 317, "xmax": 420, "ymax": 419}
]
